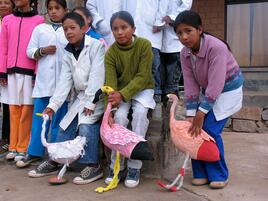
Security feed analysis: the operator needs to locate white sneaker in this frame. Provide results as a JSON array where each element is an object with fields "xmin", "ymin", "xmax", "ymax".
[
  {"xmin": 14, "ymin": 152, "xmax": 26, "ymax": 162},
  {"xmin": 6, "ymin": 151, "xmax": 17, "ymax": 160}
]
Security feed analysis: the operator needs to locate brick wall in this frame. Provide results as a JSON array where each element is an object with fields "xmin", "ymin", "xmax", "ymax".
[{"xmin": 192, "ymin": 0, "xmax": 225, "ymax": 40}]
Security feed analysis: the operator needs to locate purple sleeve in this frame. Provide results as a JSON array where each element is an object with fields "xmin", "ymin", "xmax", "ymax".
[{"xmin": 199, "ymin": 44, "xmax": 227, "ymax": 113}]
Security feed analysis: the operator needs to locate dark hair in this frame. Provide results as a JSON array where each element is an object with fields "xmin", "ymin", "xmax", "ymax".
[
  {"xmin": 174, "ymin": 10, "xmax": 231, "ymax": 51},
  {"xmin": 10, "ymin": 0, "xmax": 15, "ymax": 8},
  {"xmin": 72, "ymin": 6, "xmax": 92, "ymax": 26},
  {"xmin": 62, "ymin": 12, "xmax": 85, "ymax": 27},
  {"xmin": 46, "ymin": 0, "xmax": 67, "ymax": 9},
  {"xmin": 110, "ymin": 11, "xmax": 135, "ymax": 29}
]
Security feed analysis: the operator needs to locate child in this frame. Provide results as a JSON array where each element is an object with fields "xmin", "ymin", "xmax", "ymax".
[
  {"xmin": 16, "ymin": 0, "xmax": 68, "ymax": 168},
  {"xmin": 174, "ymin": 10, "xmax": 244, "ymax": 189},
  {"xmin": 0, "ymin": 0, "xmax": 14, "ymax": 154},
  {"xmin": 104, "ymin": 11, "xmax": 155, "ymax": 188},
  {"xmin": 160, "ymin": 0, "xmax": 192, "ymax": 96},
  {"xmin": 72, "ymin": 6, "xmax": 108, "ymax": 49},
  {"xmin": 0, "ymin": 0, "xmax": 44, "ymax": 161},
  {"xmin": 28, "ymin": 12, "xmax": 105, "ymax": 185}
]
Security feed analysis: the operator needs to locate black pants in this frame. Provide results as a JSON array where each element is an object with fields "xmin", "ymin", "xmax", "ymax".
[{"xmin": 1, "ymin": 103, "xmax": 10, "ymax": 143}]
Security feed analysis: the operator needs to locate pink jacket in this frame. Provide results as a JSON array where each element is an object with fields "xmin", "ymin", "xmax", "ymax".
[{"xmin": 0, "ymin": 12, "xmax": 44, "ymax": 78}]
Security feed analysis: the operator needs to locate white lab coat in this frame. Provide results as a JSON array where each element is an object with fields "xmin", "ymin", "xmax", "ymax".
[
  {"xmin": 122, "ymin": 0, "xmax": 168, "ymax": 50},
  {"xmin": 47, "ymin": 36, "xmax": 105, "ymax": 130},
  {"xmin": 161, "ymin": 0, "xmax": 192, "ymax": 53},
  {"xmin": 27, "ymin": 23, "xmax": 68, "ymax": 98},
  {"xmin": 86, "ymin": 0, "xmax": 122, "ymax": 45}
]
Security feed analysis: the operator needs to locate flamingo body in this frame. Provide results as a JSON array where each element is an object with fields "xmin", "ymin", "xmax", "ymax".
[{"xmin": 168, "ymin": 94, "xmax": 220, "ymax": 162}]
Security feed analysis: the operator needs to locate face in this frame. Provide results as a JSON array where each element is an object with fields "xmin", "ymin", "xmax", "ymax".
[
  {"xmin": 63, "ymin": 18, "xmax": 85, "ymax": 46},
  {"xmin": 13, "ymin": 0, "xmax": 30, "ymax": 9},
  {"xmin": 175, "ymin": 23, "xmax": 202, "ymax": 51},
  {"xmin": 74, "ymin": 10, "xmax": 91, "ymax": 30},
  {"xmin": 111, "ymin": 18, "xmax": 135, "ymax": 46},
  {"xmin": 0, "ymin": 0, "xmax": 13, "ymax": 17},
  {"xmin": 47, "ymin": 0, "xmax": 66, "ymax": 22}
]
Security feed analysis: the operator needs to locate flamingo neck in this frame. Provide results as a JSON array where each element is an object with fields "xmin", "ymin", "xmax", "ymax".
[
  {"xmin": 103, "ymin": 102, "xmax": 112, "ymax": 125},
  {"xmin": 170, "ymin": 98, "xmax": 178, "ymax": 123}
]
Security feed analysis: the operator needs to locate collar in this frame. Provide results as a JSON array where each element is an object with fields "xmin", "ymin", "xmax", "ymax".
[
  {"xmin": 13, "ymin": 9, "xmax": 37, "ymax": 17},
  {"xmin": 115, "ymin": 34, "xmax": 137, "ymax": 50},
  {"xmin": 65, "ymin": 35, "xmax": 85, "ymax": 60}
]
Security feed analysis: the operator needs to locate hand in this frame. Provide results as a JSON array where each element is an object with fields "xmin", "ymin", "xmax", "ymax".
[
  {"xmin": 0, "ymin": 78, "xmax": 7, "ymax": 86},
  {"xmin": 162, "ymin": 16, "xmax": 173, "ymax": 25},
  {"xmin": 188, "ymin": 111, "xmax": 206, "ymax": 137},
  {"xmin": 108, "ymin": 112, "xmax": 114, "ymax": 127},
  {"xmin": 108, "ymin": 91, "xmax": 123, "ymax": 107},
  {"xmin": 152, "ymin": 25, "xmax": 163, "ymax": 33},
  {"xmin": 83, "ymin": 107, "xmax": 94, "ymax": 116},
  {"xmin": 43, "ymin": 107, "xmax": 54, "ymax": 120},
  {"xmin": 41, "ymin": 45, "xmax": 56, "ymax": 55}
]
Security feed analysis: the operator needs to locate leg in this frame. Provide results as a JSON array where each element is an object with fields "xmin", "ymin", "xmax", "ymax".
[
  {"xmin": 2, "ymin": 103, "xmax": 10, "ymax": 142},
  {"xmin": 109, "ymin": 102, "xmax": 131, "ymax": 170},
  {"xmin": 8, "ymin": 105, "xmax": 22, "ymax": 151},
  {"xmin": 163, "ymin": 52, "xmax": 181, "ymax": 95},
  {"xmin": 50, "ymin": 101, "xmax": 68, "ymax": 143},
  {"xmin": 55, "ymin": 115, "xmax": 78, "ymax": 143},
  {"xmin": 202, "ymin": 110, "xmax": 229, "ymax": 182},
  {"xmin": 152, "ymin": 48, "xmax": 162, "ymax": 102},
  {"xmin": 16, "ymin": 105, "xmax": 33, "ymax": 153},
  {"xmin": 27, "ymin": 97, "xmax": 50, "ymax": 157},
  {"xmin": 127, "ymin": 100, "xmax": 149, "ymax": 170}
]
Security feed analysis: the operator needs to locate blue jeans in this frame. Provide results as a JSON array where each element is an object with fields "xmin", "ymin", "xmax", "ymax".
[
  {"xmin": 191, "ymin": 110, "xmax": 229, "ymax": 182},
  {"xmin": 152, "ymin": 48, "xmax": 162, "ymax": 95},
  {"xmin": 55, "ymin": 115, "xmax": 100, "ymax": 164},
  {"xmin": 27, "ymin": 97, "xmax": 67, "ymax": 157},
  {"xmin": 160, "ymin": 52, "xmax": 182, "ymax": 94}
]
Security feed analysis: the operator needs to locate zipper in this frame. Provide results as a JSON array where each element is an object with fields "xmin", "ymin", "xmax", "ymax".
[{"xmin": 14, "ymin": 17, "xmax": 23, "ymax": 67}]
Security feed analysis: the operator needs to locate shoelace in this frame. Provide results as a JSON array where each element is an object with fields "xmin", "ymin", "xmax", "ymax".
[
  {"xmin": 37, "ymin": 161, "xmax": 50, "ymax": 171},
  {"xmin": 127, "ymin": 169, "xmax": 139, "ymax": 180}
]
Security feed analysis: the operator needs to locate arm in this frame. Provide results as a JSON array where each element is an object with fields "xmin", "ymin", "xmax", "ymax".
[
  {"xmin": 198, "ymin": 45, "xmax": 227, "ymax": 114},
  {"xmin": 154, "ymin": 0, "xmax": 169, "ymax": 26},
  {"xmin": 119, "ymin": 41, "xmax": 153, "ymax": 102},
  {"xmin": 27, "ymin": 26, "xmax": 40, "ymax": 60},
  {"xmin": 84, "ymin": 42, "xmax": 105, "ymax": 111},
  {"xmin": 180, "ymin": 51, "xmax": 200, "ymax": 117},
  {"xmin": 86, "ymin": 0, "xmax": 105, "ymax": 30},
  {"xmin": 47, "ymin": 54, "xmax": 73, "ymax": 113},
  {"xmin": 0, "ymin": 18, "xmax": 8, "ymax": 79}
]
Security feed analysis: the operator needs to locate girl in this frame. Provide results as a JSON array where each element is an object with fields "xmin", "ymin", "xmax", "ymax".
[
  {"xmin": 174, "ymin": 10, "xmax": 244, "ymax": 189},
  {"xmin": 104, "ymin": 11, "xmax": 155, "ymax": 188},
  {"xmin": 16, "ymin": 0, "xmax": 68, "ymax": 168},
  {"xmin": 0, "ymin": 0, "xmax": 44, "ymax": 161},
  {"xmin": 0, "ymin": 0, "xmax": 14, "ymax": 154},
  {"xmin": 72, "ymin": 6, "xmax": 108, "ymax": 49},
  {"xmin": 28, "ymin": 12, "xmax": 105, "ymax": 185}
]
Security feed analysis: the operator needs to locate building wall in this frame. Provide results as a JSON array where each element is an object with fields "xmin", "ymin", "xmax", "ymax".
[{"xmin": 192, "ymin": 0, "xmax": 225, "ymax": 40}]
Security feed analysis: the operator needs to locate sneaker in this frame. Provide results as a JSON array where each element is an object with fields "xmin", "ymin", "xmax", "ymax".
[
  {"xmin": 16, "ymin": 154, "xmax": 42, "ymax": 168},
  {"xmin": 28, "ymin": 160, "xmax": 59, "ymax": 178},
  {"xmin": 209, "ymin": 179, "xmax": 229, "ymax": 189},
  {"xmin": 14, "ymin": 152, "xmax": 26, "ymax": 162},
  {"xmin": 6, "ymin": 151, "xmax": 17, "ymax": 160},
  {"xmin": 192, "ymin": 178, "xmax": 209, "ymax": 186},
  {"xmin": 73, "ymin": 165, "xmax": 103, "ymax": 185},
  {"xmin": 124, "ymin": 168, "xmax": 140, "ymax": 188},
  {"xmin": 104, "ymin": 168, "xmax": 125, "ymax": 185},
  {"xmin": 0, "ymin": 144, "xmax": 8, "ymax": 154}
]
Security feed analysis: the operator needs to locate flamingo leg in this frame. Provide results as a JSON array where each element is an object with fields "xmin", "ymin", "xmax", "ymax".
[
  {"xmin": 157, "ymin": 153, "xmax": 190, "ymax": 191},
  {"xmin": 57, "ymin": 164, "xmax": 67, "ymax": 179}
]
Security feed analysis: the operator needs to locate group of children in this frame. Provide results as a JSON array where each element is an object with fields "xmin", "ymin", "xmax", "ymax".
[{"xmin": 0, "ymin": 0, "xmax": 243, "ymax": 190}]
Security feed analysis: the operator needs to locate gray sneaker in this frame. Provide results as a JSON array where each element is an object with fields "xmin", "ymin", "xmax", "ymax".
[
  {"xmin": 124, "ymin": 168, "xmax": 140, "ymax": 188},
  {"xmin": 28, "ymin": 160, "xmax": 59, "ymax": 178},
  {"xmin": 73, "ymin": 165, "xmax": 103, "ymax": 185}
]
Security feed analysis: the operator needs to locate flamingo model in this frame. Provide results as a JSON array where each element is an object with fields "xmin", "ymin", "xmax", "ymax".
[
  {"xmin": 29, "ymin": 114, "xmax": 87, "ymax": 184},
  {"xmin": 157, "ymin": 94, "xmax": 220, "ymax": 191},
  {"xmin": 94, "ymin": 86, "xmax": 154, "ymax": 193}
]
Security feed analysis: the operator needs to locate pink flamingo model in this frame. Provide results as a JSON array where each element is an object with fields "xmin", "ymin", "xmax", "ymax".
[
  {"xmin": 94, "ymin": 86, "xmax": 153, "ymax": 193},
  {"xmin": 157, "ymin": 94, "xmax": 220, "ymax": 191}
]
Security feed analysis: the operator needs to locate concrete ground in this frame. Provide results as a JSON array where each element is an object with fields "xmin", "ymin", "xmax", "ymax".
[{"xmin": 0, "ymin": 132, "xmax": 268, "ymax": 201}]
